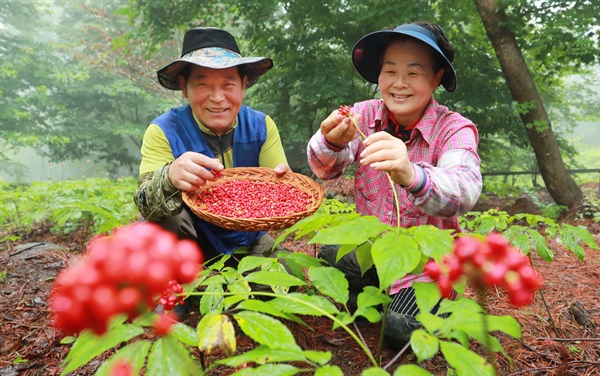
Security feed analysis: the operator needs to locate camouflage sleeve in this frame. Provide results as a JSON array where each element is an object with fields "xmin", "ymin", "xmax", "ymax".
[{"xmin": 133, "ymin": 162, "xmax": 184, "ymax": 221}]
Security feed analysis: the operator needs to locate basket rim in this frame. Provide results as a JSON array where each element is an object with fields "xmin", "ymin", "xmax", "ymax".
[{"xmin": 181, "ymin": 167, "xmax": 324, "ymax": 230}]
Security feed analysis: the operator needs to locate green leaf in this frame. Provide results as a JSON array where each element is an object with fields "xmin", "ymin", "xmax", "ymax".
[
  {"xmin": 362, "ymin": 367, "xmax": 391, "ymax": 376},
  {"xmin": 216, "ymin": 345, "xmax": 306, "ymax": 367},
  {"xmin": 269, "ymin": 293, "xmax": 339, "ymax": 316},
  {"xmin": 146, "ymin": 336, "xmax": 202, "ymax": 376},
  {"xmin": 357, "ymin": 286, "xmax": 392, "ymax": 308},
  {"xmin": 310, "ymin": 216, "xmax": 389, "ymax": 245},
  {"xmin": 94, "ymin": 340, "xmax": 151, "ymax": 376},
  {"xmin": 238, "ymin": 256, "xmax": 273, "ymax": 274},
  {"xmin": 308, "ymin": 266, "xmax": 349, "ymax": 304},
  {"xmin": 200, "ymin": 282, "xmax": 225, "ymax": 315},
  {"xmin": 372, "ymin": 232, "xmax": 421, "ymax": 290},
  {"xmin": 510, "ymin": 232, "xmax": 531, "ymax": 255},
  {"xmin": 416, "ymin": 312, "xmax": 445, "ymax": 334},
  {"xmin": 486, "ymin": 315, "xmax": 522, "ymax": 339},
  {"xmin": 234, "ymin": 311, "xmax": 298, "ymax": 349},
  {"xmin": 197, "ymin": 312, "xmax": 236, "ymax": 356},
  {"xmin": 560, "ymin": 228, "xmax": 585, "ymax": 261},
  {"xmin": 410, "ymin": 329, "xmax": 439, "ymax": 362},
  {"xmin": 393, "ymin": 364, "xmax": 433, "ymax": 375},
  {"xmin": 314, "ymin": 365, "xmax": 344, "ymax": 376},
  {"xmin": 439, "ymin": 341, "xmax": 495, "ymax": 376},
  {"xmin": 355, "ymin": 241, "xmax": 375, "ymax": 275},
  {"xmin": 236, "ymin": 300, "xmax": 308, "ymax": 327},
  {"xmin": 232, "ymin": 363, "xmax": 299, "ymax": 376},
  {"xmin": 568, "ymin": 225, "xmax": 600, "ymax": 250},
  {"xmin": 413, "ymin": 282, "xmax": 441, "ymax": 314},
  {"xmin": 411, "ymin": 226, "xmax": 454, "ymax": 260},
  {"xmin": 352, "ymin": 306, "xmax": 382, "ymax": 324},
  {"xmin": 527, "ymin": 229, "xmax": 553, "ymax": 261},
  {"xmin": 281, "ymin": 251, "xmax": 324, "ymax": 268},
  {"xmin": 303, "ymin": 350, "xmax": 332, "ymax": 366},
  {"xmin": 61, "ymin": 323, "xmax": 144, "ymax": 375},
  {"xmin": 170, "ymin": 322, "xmax": 199, "ymax": 347},
  {"xmin": 244, "ymin": 270, "xmax": 307, "ymax": 287}
]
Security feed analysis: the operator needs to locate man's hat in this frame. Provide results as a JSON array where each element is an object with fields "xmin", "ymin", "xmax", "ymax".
[
  {"xmin": 157, "ymin": 27, "xmax": 273, "ymax": 90},
  {"xmin": 352, "ymin": 24, "xmax": 457, "ymax": 92}
]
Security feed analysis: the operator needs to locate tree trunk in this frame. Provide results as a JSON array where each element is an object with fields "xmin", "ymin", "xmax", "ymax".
[{"xmin": 474, "ymin": 0, "xmax": 583, "ymax": 209}]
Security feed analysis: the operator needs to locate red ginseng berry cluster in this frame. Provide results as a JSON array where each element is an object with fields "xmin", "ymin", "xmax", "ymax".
[
  {"xmin": 197, "ymin": 180, "xmax": 312, "ymax": 218},
  {"xmin": 338, "ymin": 105, "xmax": 352, "ymax": 117},
  {"xmin": 51, "ymin": 222, "xmax": 203, "ymax": 335},
  {"xmin": 424, "ymin": 233, "xmax": 542, "ymax": 307}
]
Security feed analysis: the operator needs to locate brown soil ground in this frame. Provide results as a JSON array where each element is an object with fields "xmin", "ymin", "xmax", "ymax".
[{"xmin": 1, "ymin": 179, "xmax": 599, "ymax": 375}]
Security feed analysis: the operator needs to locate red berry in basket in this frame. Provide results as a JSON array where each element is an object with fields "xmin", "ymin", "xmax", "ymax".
[{"xmin": 50, "ymin": 222, "xmax": 203, "ymax": 336}]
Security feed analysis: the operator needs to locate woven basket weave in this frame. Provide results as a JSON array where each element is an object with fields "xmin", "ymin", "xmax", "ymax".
[{"xmin": 182, "ymin": 167, "xmax": 324, "ymax": 231}]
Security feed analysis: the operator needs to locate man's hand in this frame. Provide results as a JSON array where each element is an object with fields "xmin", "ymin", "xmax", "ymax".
[
  {"xmin": 320, "ymin": 110, "xmax": 361, "ymax": 146},
  {"xmin": 360, "ymin": 132, "xmax": 415, "ymax": 187},
  {"xmin": 168, "ymin": 152, "xmax": 224, "ymax": 192}
]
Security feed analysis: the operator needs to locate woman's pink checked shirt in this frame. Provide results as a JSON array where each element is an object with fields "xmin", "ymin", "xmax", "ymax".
[{"xmin": 307, "ymin": 98, "xmax": 482, "ymax": 293}]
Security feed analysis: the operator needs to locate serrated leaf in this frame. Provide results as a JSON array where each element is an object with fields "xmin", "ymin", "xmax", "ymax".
[
  {"xmin": 308, "ymin": 266, "xmax": 348, "ymax": 304},
  {"xmin": 146, "ymin": 336, "xmax": 201, "ymax": 376},
  {"xmin": 570, "ymin": 226, "xmax": 599, "ymax": 250},
  {"xmin": 560, "ymin": 229, "xmax": 585, "ymax": 261},
  {"xmin": 410, "ymin": 329, "xmax": 439, "ymax": 362},
  {"xmin": 357, "ymin": 286, "xmax": 392, "ymax": 308},
  {"xmin": 234, "ymin": 311, "xmax": 297, "ymax": 349},
  {"xmin": 269, "ymin": 293, "xmax": 339, "ymax": 315},
  {"xmin": 236, "ymin": 300, "xmax": 308, "ymax": 327},
  {"xmin": 310, "ymin": 216, "xmax": 389, "ymax": 245},
  {"xmin": 94, "ymin": 340, "xmax": 151, "ymax": 376},
  {"xmin": 372, "ymin": 232, "xmax": 420, "ymax": 291},
  {"xmin": 510, "ymin": 232, "xmax": 531, "ymax": 255},
  {"xmin": 197, "ymin": 312, "xmax": 236, "ymax": 356},
  {"xmin": 244, "ymin": 270, "xmax": 307, "ymax": 287},
  {"xmin": 440, "ymin": 341, "xmax": 495, "ymax": 376},
  {"xmin": 61, "ymin": 323, "xmax": 144, "ymax": 375},
  {"xmin": 527, "ymin": 229, "xmax": 553, "ymax": 261}
]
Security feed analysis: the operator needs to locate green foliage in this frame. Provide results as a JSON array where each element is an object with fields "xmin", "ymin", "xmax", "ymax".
[
  {"xmin": 0, "ymin": 177, "xmax": 139, "ymax": 241},
  {"xmin": 58, "ymin": 211, "xmax": 525, "ymax": 375},
  {"xmin": 460, "ymin": 209, "xmax": 599, "ymax": 262},
  {"xmin": 318, "ymin": 198, "xmax": 355, "ymax": 214}
]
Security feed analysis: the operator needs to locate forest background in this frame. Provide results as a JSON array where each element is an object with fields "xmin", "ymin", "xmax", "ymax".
[{"xmin": 1, "ymin": 0, "xmax": 599, "ymax": 204}]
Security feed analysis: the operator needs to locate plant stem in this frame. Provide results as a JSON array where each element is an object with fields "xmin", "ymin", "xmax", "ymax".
[
  {"xmin": 529, "ymin": 254, "xmax": 558, "ymax": 335},
  {"xmin": 348, "ymin": 115, "xmax": 401, "ymax": 231},
  {"xmin": 376, "ymin": 287, "xmax": 392, "ymax": 364},
  {"xmin": 478, "ymin": 289, "xmax": 497, "ymax": 370}
]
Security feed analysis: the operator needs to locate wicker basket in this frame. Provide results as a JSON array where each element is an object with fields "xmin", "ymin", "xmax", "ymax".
[{"xmin": 182, "ymin": 167, "xmax": 324, "ymax": 231}]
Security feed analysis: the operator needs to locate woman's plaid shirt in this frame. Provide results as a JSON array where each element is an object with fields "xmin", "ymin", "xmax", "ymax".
[{"xmin": 307, "ymin": 98, "xmax": 482, "ymax": 293}]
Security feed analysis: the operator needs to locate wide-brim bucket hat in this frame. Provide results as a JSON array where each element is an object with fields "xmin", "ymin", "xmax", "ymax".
[
  {"xmin": 157, "ymin": 27, "xmax": 273, "ymax": 90},
  {"xmin": 352, "ymin": 24, "xmax": 457, "ymax": 92}
]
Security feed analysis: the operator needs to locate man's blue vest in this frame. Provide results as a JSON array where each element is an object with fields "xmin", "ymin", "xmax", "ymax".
[{"xmin": 152, "ymin": 104, "xmax": 267, "ymax": 255}]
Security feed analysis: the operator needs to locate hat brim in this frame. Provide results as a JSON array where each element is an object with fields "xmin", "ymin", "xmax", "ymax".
[
  {"xmin": 157, "ymin": 56, "xmax": 273, "ymax": 90},
  {"xmin": 352, "ymin": 28, "xmax": 457, "ymax": 92}
]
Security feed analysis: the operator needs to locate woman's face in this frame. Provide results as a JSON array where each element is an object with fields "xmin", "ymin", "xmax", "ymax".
[
  {"xmin": 378, "ymin": 39, "xmax": 444, "ymax": 126},
  {"xmin": 179, "ymin": 65, "xmax": 247, "ymax": 136}
]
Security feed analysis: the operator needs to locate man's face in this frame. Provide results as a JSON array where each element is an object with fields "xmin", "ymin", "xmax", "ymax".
[
  {"xmin": 378, "ymin": 39, "xmax": 444, "ymax": 126},
  {"xmin": 179, "ymin": 65, "xmax": 247, "ymax": 136}
]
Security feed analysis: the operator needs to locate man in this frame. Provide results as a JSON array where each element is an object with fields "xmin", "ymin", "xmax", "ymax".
[{"xmin": 135, "ymin": 27, "xmax": 290, "ymax": 263}]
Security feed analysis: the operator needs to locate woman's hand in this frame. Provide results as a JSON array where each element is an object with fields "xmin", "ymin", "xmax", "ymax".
[
  {"xmin": 320, "ymin": 110, "xmax": 361, "ymax": 146},
  {"xmin": 168, "ymin": 152, "xmax": 224, "ymax": 192},
  {"xmin": 360, "ymin": 132, "xmax": 415, "ymax": 187}
]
